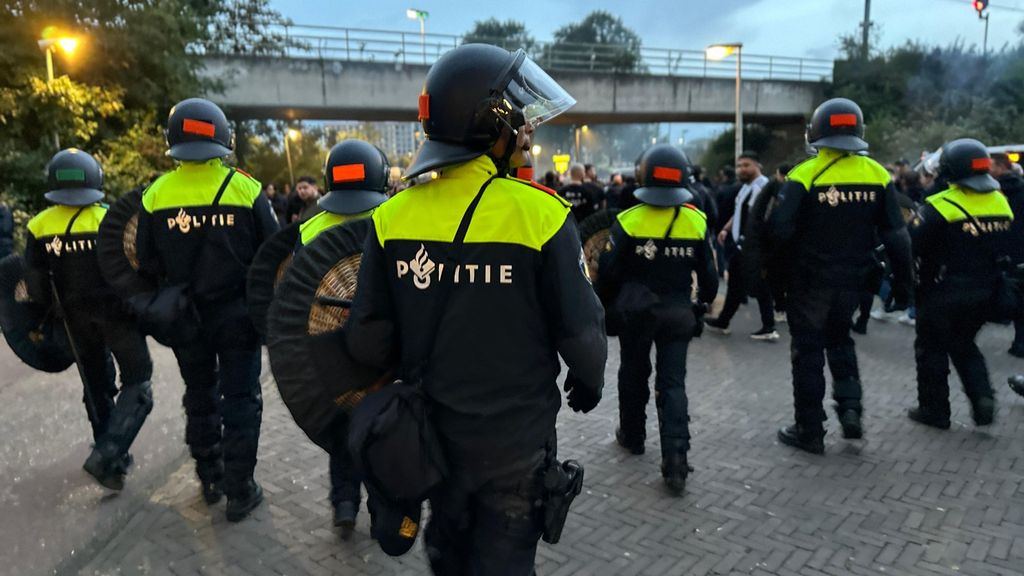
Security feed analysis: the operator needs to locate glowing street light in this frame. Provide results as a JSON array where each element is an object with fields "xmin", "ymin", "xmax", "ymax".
[
  {"xmin": 284, "ymin": 128, "xmax": 301, "ymax": 186},
  {"xmin": 38, "ymin": 27, "xmax": 81, "ymax": 150},
  {"xmin": 707, "ymin": 42, "xmax": 743, "ymax": 164},
  {"xmin": 531, "ymin": 144, "xmax": 542, "ymax": 156},
  {"xmin": 406, "ymin": 8, "xmax": 429, "ymax": 65}
]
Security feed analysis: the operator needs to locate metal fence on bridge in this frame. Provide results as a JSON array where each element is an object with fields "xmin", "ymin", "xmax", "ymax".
[{"xmin": 212, "ymin": 23, "xmax": 833, "ymax": 83}]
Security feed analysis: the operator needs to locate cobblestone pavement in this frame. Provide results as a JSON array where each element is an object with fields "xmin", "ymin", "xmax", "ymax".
[{"xmin": 5, "ymin": 302, "xmax": 1024, "ymax": 576}]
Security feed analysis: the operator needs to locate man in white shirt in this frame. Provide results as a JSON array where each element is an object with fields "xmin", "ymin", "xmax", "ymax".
[{"xmin": 705, "ymin": 152, "xmax": 779, "ymax": 340}]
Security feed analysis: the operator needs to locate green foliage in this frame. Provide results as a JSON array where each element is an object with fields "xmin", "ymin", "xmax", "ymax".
[
  {"xmin": 543, "ymin": 11, "xmax": 642, "ymax": 73},
  {"xmin": 0, "ymin": 0, "xmax": 291, "ymax": 216},
  {"xmin": 700, "ymin": 125, "xmax": 777, "ymax": 174},
  {"xmin": 462, "ymin": 18, "xmax": 536, "ymax": 52},
  {"xmin": 829, "ymin": 32, "xmax": 1024, "ymax": 162}
]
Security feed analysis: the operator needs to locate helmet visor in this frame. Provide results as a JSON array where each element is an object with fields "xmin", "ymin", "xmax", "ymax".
[{"xmin": 503, "ymin": 56, "xmax": 576, "ymax": 127}]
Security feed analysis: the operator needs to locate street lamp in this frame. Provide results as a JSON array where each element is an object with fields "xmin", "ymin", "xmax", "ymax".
[
  {"xmin": 37, "ymin": 29, "xmax": 80, "ymax": 151},
  {"xmin": 284, "ymin": 128, "xmax": 300, "ymax": 187},
  {"xmin": 406, "ymin": 8, "xmax": 429, "ymax": 65},
  {"xmin": 531, "ymin": 144, "xmax": 542, "ymax": 157},
  {"xmin": 706, "ymin": 42, "xmax": 743, "ymax": 165}
]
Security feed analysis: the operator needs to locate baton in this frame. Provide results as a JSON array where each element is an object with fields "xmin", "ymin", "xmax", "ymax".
[
  {"xmin": 316, "ymin": 296, "xmax": 352, "ymax": 308},
  {"xmin": 49, "ymin": 272, "xmax": 100, "ymax": 425}
]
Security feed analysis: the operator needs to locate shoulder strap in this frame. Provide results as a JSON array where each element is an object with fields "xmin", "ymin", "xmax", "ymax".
[
  {"xmin": 663, "ymin": 206, "xmax": 681, "ymax": 239},
  {"xmin": 942, "ymin": 197, "xmax": 984, "ymax": 230},
  {"xmin": 64, "ymin": 205, "xmax": 89, "ymax": 235},
  {"xmin": 413, "ymin": 175, "xmax": 497, "ymax": 382},
  {"xmin": 809, "ymin": 154, "xmax": 849, "ymax": 188},
  {"xmin": 212, "ymin": 169, "xmax": 235, "ymax": 207}
]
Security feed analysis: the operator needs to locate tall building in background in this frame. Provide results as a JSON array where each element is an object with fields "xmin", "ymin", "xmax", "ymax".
[{"xmin": 379, "ymin": 122, "xmax": 419, "ymax": 158}]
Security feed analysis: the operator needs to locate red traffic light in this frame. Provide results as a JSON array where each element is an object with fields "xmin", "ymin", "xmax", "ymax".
[{"xmin": 974, "ymin": 0, "xmax": 989, "ymax": 13}]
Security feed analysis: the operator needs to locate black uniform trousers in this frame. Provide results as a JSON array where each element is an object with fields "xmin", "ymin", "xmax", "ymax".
[
  {"xmin": 173, "ymin": 298, "xmax": 262, "ymax": 497},
  {"xmin": 915, "ymin": 290, "xmax": 992, "ymax": 418},
  {"xmin": 329, "ymin": 424, "xmax": 361, "ymax": 508},
  {"xmin": 717, "ymin": 249, "xmax": 775, "ymax": 329},
  {"xmin": 787, "ymin": 285, "xmax": 862, "ymax": 434},
  {"xmin": 425, "ymin": 440, "xmax": 553, "ymax": 576},
  {"xmin": 66, "ymin": 302, "xmax": 153, "ymax": 441},
  {"xmin": 618, "ymin": 302, "xmax": 694, "ymax": 460}
]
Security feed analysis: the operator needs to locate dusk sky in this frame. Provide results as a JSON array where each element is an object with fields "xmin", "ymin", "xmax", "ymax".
[{"xmin": 271, "ymin": 0, "xmax": 1024, "ymax": 59}]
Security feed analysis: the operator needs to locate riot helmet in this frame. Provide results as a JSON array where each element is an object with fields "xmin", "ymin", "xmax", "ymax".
[
  {"xmin": 634, "ymin": 145, "xmax": 695, "ymax": 207},
  {"xmin": 807, "ymin": 98, "xmax": 868, "ymax": 153},
  {"xmin": 320, "ymin": 140, "xmax": 390, "ymax": 215},
  {"xmin": 938, "ymin": 138, "xmax": 1000, "ymax": 192},
  {"xmin": 405, "ymin": 43, "xmax": 575, "ymax": 179},
  {"xmin": 165, "ymin": 98, "xmax": 234, "ymax": 161},
  {"xmin": 44, "ymin": 148, "xmax": 104, "ymax": 206}
]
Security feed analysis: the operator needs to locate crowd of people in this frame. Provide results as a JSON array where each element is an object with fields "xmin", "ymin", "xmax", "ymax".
[{"xmin": 7, "ymin": 40, "xmax": 1024, "ymax": 576}]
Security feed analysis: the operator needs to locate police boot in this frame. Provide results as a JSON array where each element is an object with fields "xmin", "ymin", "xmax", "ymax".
[
  {"xmin": 907, "ymin": 407, "xmax": 951, "ymax": 430},
  {"xmin": 970, "ymin": 396, "xmax": 995, "ymax": 426},
  {"xmin": 661, "ymin": 453, "xmax": 691, "ymax": 496},
  {"xmin": 836, "ymin": 408, "xmax": 863, "ymax": 440},
  {"xmin": 777, "ymin": 424, "xmax": 825, "ymax": 455},
  {"xmin": 193, "ymin": 445, "xmax": 224, "ymax": 505},
  {"xmin": 82, "ymin": 448, "xmax": 126, "ymax": 491},
  {"xmin": 615, "ymin": 427, "xmax": 645, "ymax": 455},
  {"xmin": 333, "ymin": 500, "xmax": 358, "ymax": 540},
  {"xmin": 225, "ymin": 479, "xmax": 264, "ymax": 523},
  {"xmin": 1009, "ymin": 375, "xmax": 1024, "ymax": 397}
]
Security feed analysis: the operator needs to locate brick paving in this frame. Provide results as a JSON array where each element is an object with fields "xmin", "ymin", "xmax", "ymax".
[{"xmin": 7, "ymin": 302, "xmax": 1024, "ymax": 576}]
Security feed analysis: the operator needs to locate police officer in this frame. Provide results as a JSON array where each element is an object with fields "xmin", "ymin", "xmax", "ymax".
[
  {"xmin": 346, "ymin": 44, "xmax": 606, "ymax": 573},
  {"xmin": 909, "ymin": 139, "xmax": 1012, "ymax": 429},
  {"xmin": 296, "ymin": 139, "xmax": 390, "ymax": 538},
  {"xmin": 136, "ymin": 98, "xmax": 279, "ymax": 521},
  {"xmin": 25, "ymin": 149, "xmax": 154, "ymax": 490},
  {"xmin": 768, "ymin": 98, "xmax": 912, "ymax": 454},
  {"xmin": 597, "ymin": 144, "xmax": 718, "ymax": 494}
]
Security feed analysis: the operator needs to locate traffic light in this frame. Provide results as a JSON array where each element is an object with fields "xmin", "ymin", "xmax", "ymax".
[{"xmin": 974, "ymin": 0, "xmax": 989, "ymax": 15}]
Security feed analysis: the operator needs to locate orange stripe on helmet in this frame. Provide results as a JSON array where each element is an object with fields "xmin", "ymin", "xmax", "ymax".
[
  {"xmin": 332, "ymin": 163, "xmax": 366, "ymax": 183},
  {"xmin": 653, "ymin": 166, "xmax": 683, "ymax": 183},
  {"xmin": 829, "ymin": 113, "xmax": 858, "ymax": 127},
  {"xmin": 972, "ymin": 157, "xmax": 992, "ymax": 171},
  {"xmin": 418, "ymin": 93, "xmax": 430, "ymax": 121},
  {"xmin": 183, "ymin": 119, "xmax": 216, "ymax": 137}
]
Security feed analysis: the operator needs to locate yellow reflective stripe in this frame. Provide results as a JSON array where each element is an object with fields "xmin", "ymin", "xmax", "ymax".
[
  {"xmin": 299, "ymin": 209, "xmax": 374, "ymax": 245},
  {"xmin": 142, "ymin": 161, "xmax": 262, "ymax": 213},
  {"xmin": 616, "ymin": 204, "xmax": 707, "ymax": 240},
  {"xmin": 26, "ymin": 204, "xmax": 107, "ymax": 238},
  {"xmin": 787, "ymin": 150, "xmax": 890, "ymax": 188},
  {"xmin": 373, "ymin": 169, "xmax": 569, "ymax": 251},
  {"xmin": 925, "ymin": 186, "xmax": 1013, "ymax": 222}
]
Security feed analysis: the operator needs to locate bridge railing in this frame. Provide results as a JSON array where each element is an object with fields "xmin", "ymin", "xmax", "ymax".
[{"xmin": 216, "ymin": 23, "xmax": 833, "ymax": 82}]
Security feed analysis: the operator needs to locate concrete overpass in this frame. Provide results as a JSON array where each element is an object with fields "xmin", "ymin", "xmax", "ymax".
[{"xmin": 202, "ymin": 55, "xmax": 827, "ymax": 126}]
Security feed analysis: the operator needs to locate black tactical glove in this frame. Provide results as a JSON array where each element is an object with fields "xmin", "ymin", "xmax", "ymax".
[{"xmin": 564, "ymin": 372, "xmax": 600, "ymax": 413}]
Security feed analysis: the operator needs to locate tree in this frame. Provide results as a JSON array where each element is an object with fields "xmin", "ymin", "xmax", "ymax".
[
  {"xmin": 0, "ymin": 0, "xmax": 292, "ymax": 224},
  {"xmin": 544, "ymin": 11, "xmax": 643, "ymax": 73},
  {"xmin": 462, "ymin": 18, "xmax": 535, "ymax": 52},
  {"xmin": 700, "ymin": 125, "xmax": 778, "ymax": 176}
]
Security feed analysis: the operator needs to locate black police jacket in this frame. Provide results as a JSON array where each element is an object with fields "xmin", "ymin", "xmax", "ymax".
[
  {"xmin": 768, "ymin": 149, "xmax": 912, "ymax": 293},
  {"xmin": 912, "ymin": 185, "xmax": 1014, "ymax": 294},
  {"xmin": 24, "ymin": 204, "xmax": 112, "ymax": 305},
  {"xmin": 346, "ymin": 155, "xmax": 607, "ymax": 460},
  {"xmin": 597, "ymin": 202, "xmax": 718, "ymax": 308},
  {"xmin": 136, "ymin": 160, "xmax": 279, "ymax": 305}
]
